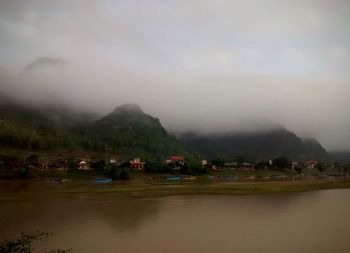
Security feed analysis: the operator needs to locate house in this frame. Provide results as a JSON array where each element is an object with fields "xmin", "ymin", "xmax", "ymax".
[
  {"xmin": 130, "ymin": 158, "xmax": 145, "ymax": 170},
  {"xmin": 291, "ymin": 162, "xmax": 298, "ymax": 171},
  {"xmin": 224, "ymin": 161, "xmax": 237, "ymax": 167},
  {"xmin": 166, "ymin": 155, "xmax": 185, "ymax": 165},
  {"xmin": 305, "ymin": 160, "xmax": 318, "ymax": 169},
  {"xmin": 166, "ymin": 155, "xmax": 185, "ymax": 170},
  {"xmin": 79, "ymin": 160, "xmax": 90, "ymax": 170},
  {"xmin": 241, "ymin": 162, "xmax": 254, "ymax": 170},
  {"xmin": 109, "ymin": 158, "xmax": 118, "ymax": 164}
]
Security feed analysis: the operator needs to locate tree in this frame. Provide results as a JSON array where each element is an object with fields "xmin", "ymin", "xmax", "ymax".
[
  {"xmin": 119, "ymin": 169, "xmax": 131, "ymax": 180},
  {"xmin": 17, "ymin": 159, "xmax": 35, "ymax": 179},
  {"xmin": 180, "ymin": 163, "xmax": 208, "ymax": 175},
  {"xmin": 272, "ymin": 156, "xmax": 290, "ymax": 170},
  {"xmin": 66, "ymin": 157, "xmax": 78, "ymax": 170},
  {"xmin": 0, "ymin": 155, "xmax": 21, "ymax": 170},
  {"xmin": 211, "ymin": 158, "xmax": 225, "ymax": 167},
  {"xmin": 235, "ymin": 156, "xmax": 245, "ymax": 165},
  {"xmin": 254, "ymin": 161, "xmax": 270, "ymax": 170},
  {"xmin": 105, "ymin": 164, "xmax": 130, "ymax": 180},
  {"xmin": 24, "ymin": 155, "xmax": 39, "ymax": 168},
  {"xmin": 90, "ymin": 160, "xmax": 105, "ymax": 171},
  {"xmin": 316, "ymin": 162, "xmax": 326, "ymax": 172},
  {"xmin": 0, "ymin": 231, "xmax": 71, "ymax": 253},
  {"xmin": 144, "ymin": 162, "xmax": 164, "ymax": 173}
]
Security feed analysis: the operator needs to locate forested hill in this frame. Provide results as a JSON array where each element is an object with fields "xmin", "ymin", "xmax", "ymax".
[
  {"xmin": 178, "ymin": 129, "xmax": 329, "ymax": 162},
  {"xmin": 84, "ymin": 104, "xmax": 186, "ymax": 160},
  {"xmin": 0, "ymin": 96, "xmax": 329, "ymax": 162},
  {"xmin": 0, "ymin": 99, "xmax": 97, "ymax": 150},
  {"xmin": 0, "ymin": 99, "xmax": 186, "ymax": 161},
  {"xmin": 329, "ymin": 151, "xmax": 350, "ymax": 165}
]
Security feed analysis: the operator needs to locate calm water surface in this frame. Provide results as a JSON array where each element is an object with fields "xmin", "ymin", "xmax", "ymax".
[{"xmin": 0, "ymin": 183, "xmax": 350, "ymax": 253}]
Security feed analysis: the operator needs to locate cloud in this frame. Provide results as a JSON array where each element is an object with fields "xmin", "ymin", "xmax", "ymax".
[{"xmin": 0, "ymin": 0, "xmax": 350, "ymax": 150}]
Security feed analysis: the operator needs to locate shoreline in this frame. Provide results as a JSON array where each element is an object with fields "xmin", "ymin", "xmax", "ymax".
[{"xmin": 1, "ymin": 178, "xmax": 350, "ymax": 198}]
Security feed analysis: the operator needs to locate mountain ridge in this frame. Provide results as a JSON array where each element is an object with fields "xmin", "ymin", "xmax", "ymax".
[
  {"xmin": 0, "ymin": 97, "xmax": 329, "ymax": 162},
  {"xmin": 178, "ymin": 128, "xmax": 329, "ymax": 162}
]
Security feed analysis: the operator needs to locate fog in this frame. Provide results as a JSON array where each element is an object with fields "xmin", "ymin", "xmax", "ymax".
[{"xmin": 0, "ymin": 0, "xmax": 350, "ymax": 151}]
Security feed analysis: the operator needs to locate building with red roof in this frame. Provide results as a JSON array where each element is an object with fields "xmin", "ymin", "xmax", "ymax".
[
  {"xmin": 130, "ymin": 158, "xmax": 145, "ymax": 170},
  {"xmin": 166, "ymin": 155, "xmax": 185, "ymax": 168}
]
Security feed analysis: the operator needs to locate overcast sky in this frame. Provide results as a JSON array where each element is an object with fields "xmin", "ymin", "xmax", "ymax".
[{"xmin": 0, "ymin": 0, "xmax": 350, "ymax": 150}]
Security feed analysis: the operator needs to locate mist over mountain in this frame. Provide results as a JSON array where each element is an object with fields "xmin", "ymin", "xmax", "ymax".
[
  {"xmin": 178, "ymin": 129, "xmax": 329, "ymax": 162},
  {"xmin": 1, "ymin": 1, "xmax": 350, "ymax": 151},
  {"xmin": 86, "ymin": 103, "xmax": 186, "ymax": 160},
  {"xmin": 23, "ymin": 57, "xmax": 65, "ymax": 72},
  {"xmin": 0, "ymin": 98, "xmax": 187, "ymax": 161},
  {"xmin": 1, "ymin": 3, "xmax": 350, "ymax": 251},
  {"xmin": 0, "ymin": 94, "xmax": 330, "ymax": 162},
  {"xmin": 329, "ymin": 151, "xmax": 350, "ymax": 165},
  {"xmin": 0, "ymin": 66, "xmax": 347, "ymax": 153}
]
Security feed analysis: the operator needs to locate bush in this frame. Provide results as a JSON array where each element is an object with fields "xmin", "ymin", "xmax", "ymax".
[
  {"xmin": 211, "ymin": 159, "xmax": 225, "ymax": 167},
  {"xmin": 316, "ymin": 162, "xmax": 326, "ymax": 172},
  {"xmin": 0, "ymin": 231, "xmax": 71, "ymax": 253},
  {"xmin": 181, "ymin": 164, "xmax": 208, "ymax": 175},
  {"xmin": 272, "ymin": 156, "xmax": 291, "ymax": 170},
  {"xmin": 17, "ymin": 162, "xmax": 35, "ymax": 179},
  {"xmin": 0, "ymin": 155, "xmax": 21, "ymax": 170},
  {"xmin": 105, "ymin": 164, "xmax": 130, "ymax": 180},
  {"xmin": 90, "ymin": 160, "xmax": 105, "ymax": 171},
  {"xmin": 119, "ymin": 169, "xmax": 130, "ymax": 180},
  {"xmin": 144, "ymin": 162, "xmax": 164, "ymax": 173}
]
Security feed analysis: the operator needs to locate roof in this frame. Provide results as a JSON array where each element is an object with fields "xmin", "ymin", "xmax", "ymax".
[
  {"xmin": 306, "ymin": 160, "xmax": 318, "ymax": 164},
  {"xmin": 169, "ymin": 156, "xmax": 184, "ymax": 161}
]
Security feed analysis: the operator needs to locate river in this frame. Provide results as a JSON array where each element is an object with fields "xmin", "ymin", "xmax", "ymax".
[{"xmin": 0, "ymin": 184, "xmax": 349, "ymax": 253}]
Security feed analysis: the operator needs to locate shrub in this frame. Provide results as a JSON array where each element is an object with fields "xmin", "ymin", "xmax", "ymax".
[{"xmin": 0, "ymin": 231, "xmax": 71, "ymax": 253}]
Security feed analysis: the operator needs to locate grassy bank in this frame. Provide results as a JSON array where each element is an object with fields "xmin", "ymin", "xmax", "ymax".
[
  {"xmin": 1, "ymin": 168, "xmax": 350, "ymax": 198},
  {"xmin": 45, "ymin": 179, "xmax": 350, "ymax": 197}
]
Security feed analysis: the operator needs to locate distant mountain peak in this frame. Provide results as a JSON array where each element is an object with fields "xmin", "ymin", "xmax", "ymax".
[
  {"xmin": 302, "ymin": 137, "xmax": 319, "ymax": 143},
  {"xmin": 113, "ymin": 103, "xmax": 143, "ymax": 114},
  {"xmin": 23, "ymin": 57, "xmax": 65, "ymax": 71}
]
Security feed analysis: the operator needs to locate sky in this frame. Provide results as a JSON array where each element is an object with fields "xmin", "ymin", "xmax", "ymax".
[{"xmin": 0, "ymin": 0, "xmax": 350, "ymax": 151}]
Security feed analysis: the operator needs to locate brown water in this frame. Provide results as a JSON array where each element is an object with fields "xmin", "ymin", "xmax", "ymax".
[{"xmin": 0, "ymin": 185, "xmax": 350, "ymax": 253}]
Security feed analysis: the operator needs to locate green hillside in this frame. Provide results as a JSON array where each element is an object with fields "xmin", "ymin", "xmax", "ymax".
[
  {"xmin": 0, "ymin": 97, "xmax": 329, "ymax": 163},
  {"xmin": 0, "ymin": 101, "xmax": 186, "ymax": 161},
  {"xmin": 86, "ymin": 104, "xmax": 186, "ymax": 160},
  {"xmin": 178, "ymin": 129, "xmax": 329, "ymax": 162}
]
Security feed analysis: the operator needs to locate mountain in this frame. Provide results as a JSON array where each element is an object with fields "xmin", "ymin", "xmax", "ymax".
[
  {"xmin": 178, "ymin": 129, "xmax": 329, "ymax": 162},
  {"xmin": 302, "ymin": 138, "xmax": 329, "ymax": 162},
  {"xmin": 0, "ymin": 99, "xmax": 97, "ymax": 150},
  {"xmin": 0, "ymin": 96, "xmax": 328, "ymax": 162},
  {"xmin": 0, "ymin": 99, "xmax": 186, "ymax": 161},
  {"xmin": 23, "ymin": 57, "xmax": 65, "ymax": 72},
  {"xmin": 329, "ymin": 151, "xmax": 350, "ymax": 165},
  {"xmin": 86, "ymin": 104, "xmax": 185, "ymax": 160}
]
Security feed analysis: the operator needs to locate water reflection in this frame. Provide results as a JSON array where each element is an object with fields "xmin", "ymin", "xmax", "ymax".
[
  {"xmin": 0, "ymin": 194, "xmax": 162, "ymax": 237},
  {"xmin": 0, "ymin": 183, "xmax": 350, "ymax": 253}
]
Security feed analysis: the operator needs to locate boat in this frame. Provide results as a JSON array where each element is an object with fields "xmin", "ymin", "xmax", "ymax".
[
  {"xmin": 93, "ymin": 178, "xmax": 112, "ymax": 183},
  {"xmin": 181, "ymin": 176, "xmax": 196, "ymax": 180},
  {"xmin": 60, "ymin": 179, "xmax": 72, "ymax": 183},
  {"xmin": 223, "ymin": 175, "xmax": 239, "ymax": 181},
  {"xmin": 47, "ymin": 178, "xmax": 71, "ymax": 183},
  {"xmin": 165, "ymin": 176, "xmax": 181, "ymax": 181}
]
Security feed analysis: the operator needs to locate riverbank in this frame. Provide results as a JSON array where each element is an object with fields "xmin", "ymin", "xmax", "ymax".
[
  {"xmin": 56, "ymin": 179, "xmax": 350, "ymax": 197},
  {"xmin": 1, "ymin": 178, "xmax": 350, "ymax": 198}
]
